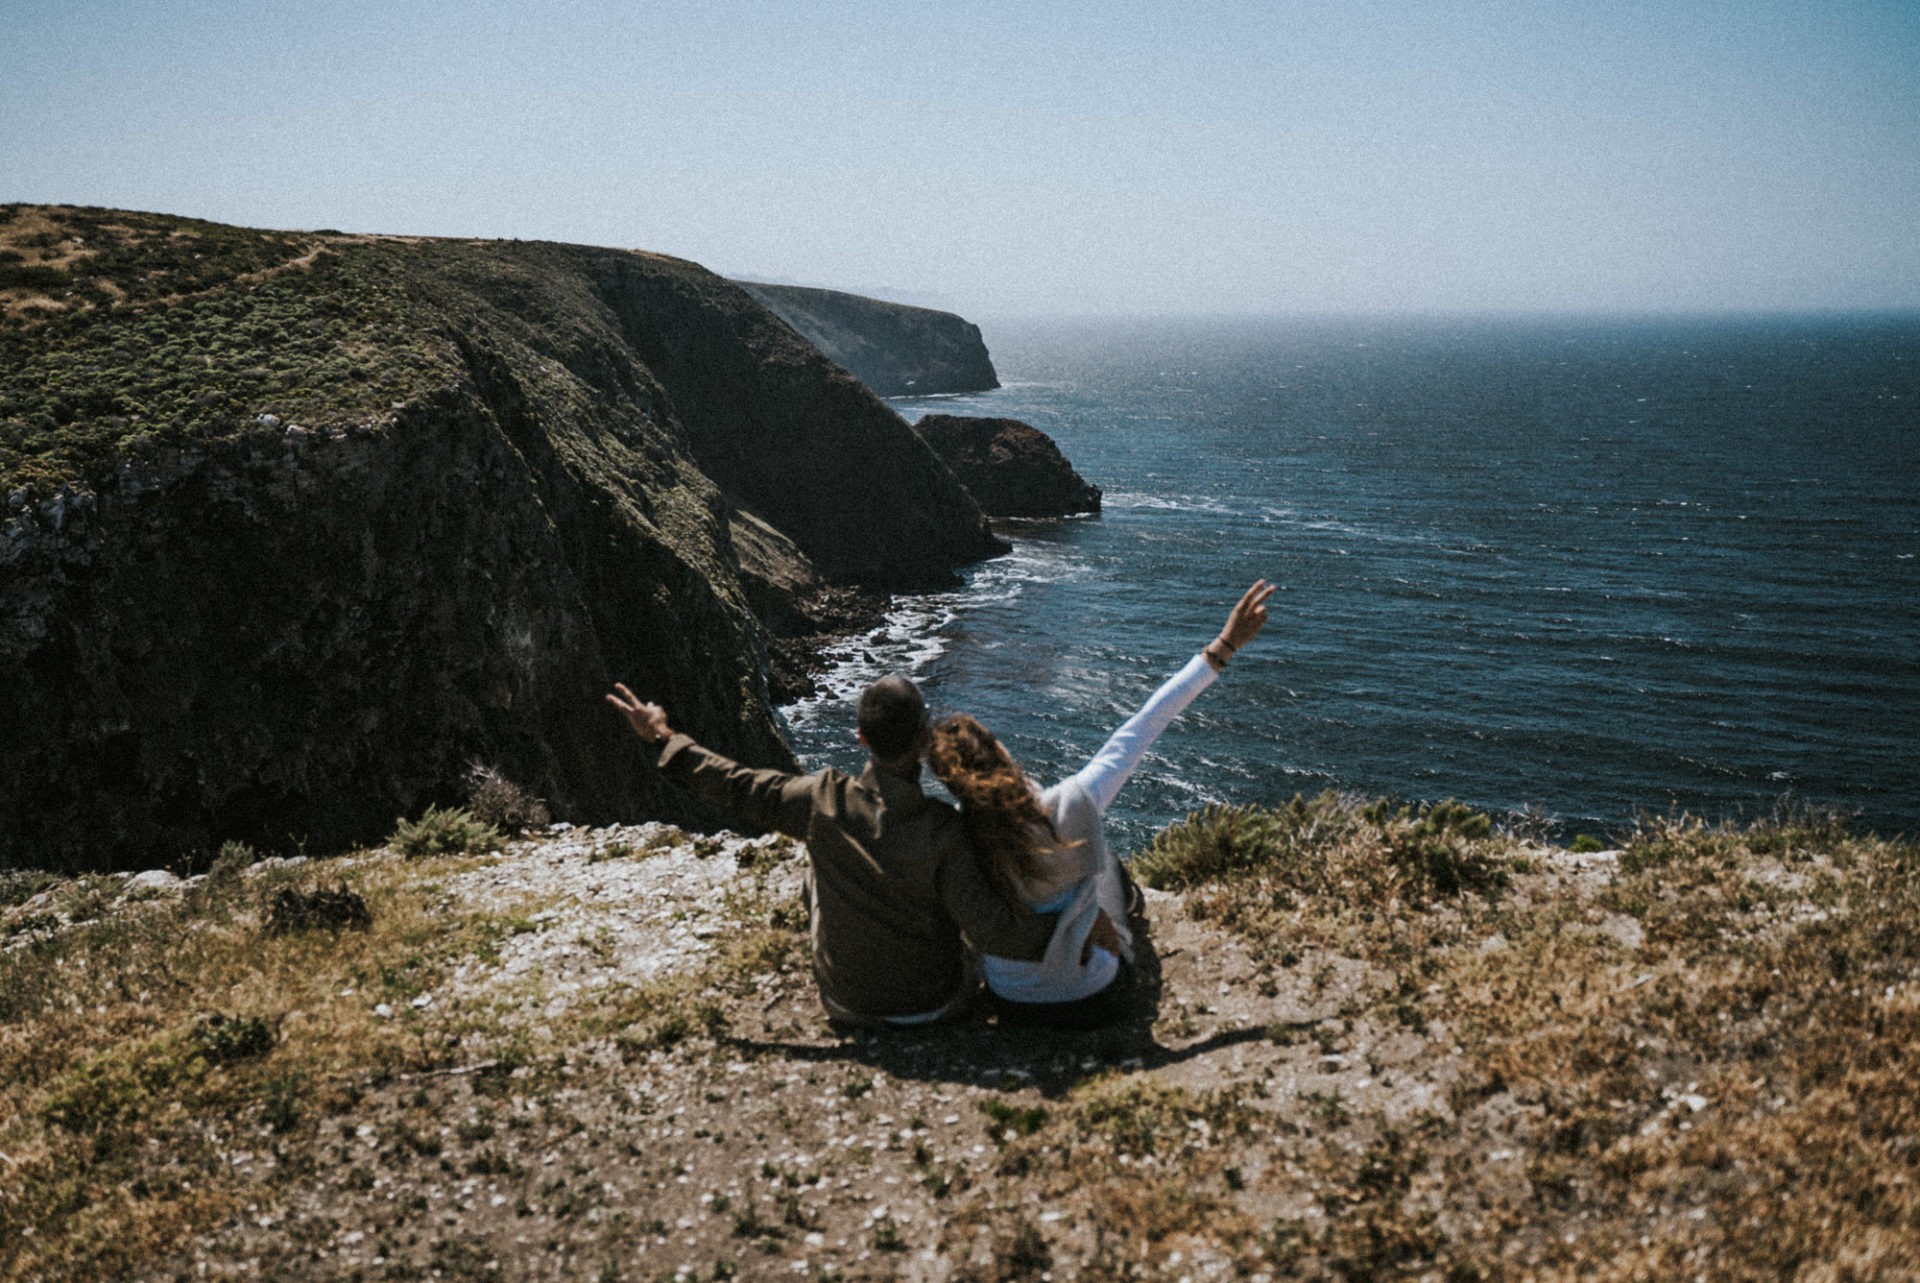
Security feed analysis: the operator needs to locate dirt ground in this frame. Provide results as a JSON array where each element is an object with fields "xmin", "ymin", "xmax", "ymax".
[
  {"xmin": 118, "ymin": 828, "xmax": 1530, "ymax": 1281},
  {"xmin": 7, "ymin": 808, "xmax": 1915, "ymax": 1282}
]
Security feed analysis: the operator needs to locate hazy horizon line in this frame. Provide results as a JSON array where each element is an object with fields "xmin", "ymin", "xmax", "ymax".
[{"xmin": 7, "ymin": 197, "xmax": 1917, "ymax": 326}]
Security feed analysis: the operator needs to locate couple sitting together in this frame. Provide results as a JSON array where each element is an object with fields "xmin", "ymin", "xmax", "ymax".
[{"xmin": 608, "ymin": 580, "xmax": 1275, "ymax": 1030}]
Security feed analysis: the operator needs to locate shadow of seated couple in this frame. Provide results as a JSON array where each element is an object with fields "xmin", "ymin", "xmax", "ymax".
[{"xmin": 718, "ymin": 919, "xmax": 1297, "ymax": 1099}]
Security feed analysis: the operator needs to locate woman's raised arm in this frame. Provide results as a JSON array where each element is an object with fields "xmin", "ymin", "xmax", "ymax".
[
  {"xmin": 1068, "ymin": 579, "xmax": 1276, "ymax": 815},
  {"xmin": 1203, "ymin": 579, "xmax": 1276, "ymax": 671}
]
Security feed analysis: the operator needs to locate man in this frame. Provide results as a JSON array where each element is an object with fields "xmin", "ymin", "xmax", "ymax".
[{"xmin": 607, "ymin": 674, "xmax": 1070, "ymax": 1027}]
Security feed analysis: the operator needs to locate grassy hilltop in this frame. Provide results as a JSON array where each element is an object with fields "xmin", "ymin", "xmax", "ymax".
[
  {"xmin": 1, "ymin": 796, "xmax": 1914, "ymax": 1281},
  {"xmin": 1, "ymin": 205, "xmax": 442, "ymax": 492}
]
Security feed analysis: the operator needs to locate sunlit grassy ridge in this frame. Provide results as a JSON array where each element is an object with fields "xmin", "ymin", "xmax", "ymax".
[
  {"xmin": 1, "ymin": 800, "xmax": 1913, "ymax": 1280},
  {"xmin": 0, "ymin": 205, "xmax": 443, "ymax": 493},
  {"xmin": 0, "ymin": 823, "xmax": 804, "ymax": 1282},
  {"xmin": 1132, "ymin": 796, "xmax": 1920, "ymax": 1279}
]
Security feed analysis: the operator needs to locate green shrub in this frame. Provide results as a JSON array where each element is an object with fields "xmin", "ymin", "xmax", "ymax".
[
  {"xmin": 1134, "ymin": 802, "xmax": 1285, "ymax": 890},
  {"xmin": 980, "ymin": 1096, "xmax": 1049, "ymax": 1140},
  {"xmin": 1365, "ymin": 798, "xmax": 1506, "ymax": 899},
  {"xmin": 42, "ymin": 1014, "xmax": 273, "ymax": 1134},
  {"xmin": 208, "ymin": 839, "xmax": 257, "ymax": 879},
  {"xmin": 390, "ymin": 805, "xmax": 501, "ymax": 858},
  {"xmin": 1619, "ymin": 812, "xmax": 1732, "ymax": 874},
  {"xmin": 1570, "ymin": 833, "xmax": 1604, "ymax": 854},
  {"xmin": 1133, "ymin": 793, "xmax": 1362, "ymax": 891}
]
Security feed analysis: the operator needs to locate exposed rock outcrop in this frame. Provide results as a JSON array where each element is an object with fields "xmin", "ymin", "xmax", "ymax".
[
  {"xmin": 0, "ymin": 205, "xmax": 1003, "ymax": 871},
  {"xmin": 736, "ymin": 282, "xmax": 999, "ymax": 397},
  {"xmin": 914, "ymin": 414, "xmax": 1103, "ymax": 520}
]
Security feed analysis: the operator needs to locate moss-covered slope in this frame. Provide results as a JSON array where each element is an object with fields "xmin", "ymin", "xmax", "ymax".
[{"xmin": 0, "ymin": 205, "xmax": 1002, "ymax": 871}]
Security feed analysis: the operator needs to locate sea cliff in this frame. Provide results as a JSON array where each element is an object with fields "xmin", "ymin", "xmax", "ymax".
[
  {"xmin": 0, "ymin": 205, "xmax": 1003, "ymax": 871},
  {"xmin": 736, "ymin": 281, "xmax": 1000, "ymax": 396}
]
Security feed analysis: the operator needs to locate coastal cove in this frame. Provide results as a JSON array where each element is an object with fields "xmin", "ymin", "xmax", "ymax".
[{"xmin": 784, "ymin": 313, "xmax": 1920, "ymax": 846}]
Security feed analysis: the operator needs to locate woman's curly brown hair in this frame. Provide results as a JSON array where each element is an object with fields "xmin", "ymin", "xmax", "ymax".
[{"xmin": 927, "ymin": 713, "xmax": 1060, "ymax": 908}]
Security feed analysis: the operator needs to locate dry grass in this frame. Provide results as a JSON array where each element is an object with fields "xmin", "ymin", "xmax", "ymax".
[
  {"xmin": 0, "ymin": 851, "xmax": 524, "ymax": 1282},
  {"xmin": 1, "ymin": 803, "xmax": 1913, "ymax": 1280},
  {"xmin": 1127, "ymin": 797, "xmax": 1920, "ymax": 1279}
]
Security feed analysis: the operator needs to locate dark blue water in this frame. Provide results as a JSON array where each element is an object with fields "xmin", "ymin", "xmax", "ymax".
[{"xmin": 783, "ymin": 314, "xmax": 1920, "ymax": 850}]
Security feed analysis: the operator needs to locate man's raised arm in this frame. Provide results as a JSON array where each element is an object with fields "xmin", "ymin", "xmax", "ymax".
[{"xmin": 606, "ymin": 684, "xmax": 817, "ymax": 839}]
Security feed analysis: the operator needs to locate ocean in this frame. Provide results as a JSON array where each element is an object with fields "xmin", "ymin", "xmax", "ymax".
[{"xmin": 781, "ymin": 314, "xmax": 1919, "ymax": 852}]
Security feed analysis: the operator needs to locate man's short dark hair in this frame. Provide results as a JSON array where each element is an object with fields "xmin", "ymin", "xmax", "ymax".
[{"xmin": 857, "ymin": 674, "xmax": 928, "ymax": 762}]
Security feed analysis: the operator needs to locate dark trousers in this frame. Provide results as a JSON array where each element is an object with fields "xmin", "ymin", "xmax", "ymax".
[{"xmin": 989, "ymin": 959, "xmax": 1136, "ymax": 1031}]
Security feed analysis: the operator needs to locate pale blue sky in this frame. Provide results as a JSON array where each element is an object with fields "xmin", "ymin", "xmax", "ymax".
[{"xmin": 5, "ymin": 0, "xmax": 1916, "ymax": 316}]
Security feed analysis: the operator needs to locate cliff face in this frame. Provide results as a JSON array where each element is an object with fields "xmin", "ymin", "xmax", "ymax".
[
  {"xmin": 0, "ymin": 206, "xmax": 1002, "ymax": 871},
  {"xmin": 915, "ymin": 414, "xmax": 1103, "ymax": 520},
  {"xmin": 736, "ymin": 282, "xmax": 1000, "ymax": 397},
  {"xmin": 601, "ymin": 268, "xmax": 1003, "ymax": 586}
]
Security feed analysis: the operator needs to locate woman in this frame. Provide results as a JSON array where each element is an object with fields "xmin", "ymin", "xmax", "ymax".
[{"xmin": 928, "ymin": 579, "xmax": 1276, "ymax": 1028}]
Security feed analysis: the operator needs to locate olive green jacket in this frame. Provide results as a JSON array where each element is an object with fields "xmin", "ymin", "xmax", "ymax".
[{"xmin": 656, "ymin": 734, "xmax": 1055, "ymax": 1020}]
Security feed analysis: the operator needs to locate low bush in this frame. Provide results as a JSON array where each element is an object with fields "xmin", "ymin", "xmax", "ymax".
[
  {"xmin": 191, "ymin": 1013, "xmax": 275, "ymax": 1064},
  {"xmin": 1133, "ymin": 792, "xmax": 1365, "ymax": 891},
  {"xmin": 390, "ymin": 805, "xmax": 501, "ymax": 858},
  {"xmin": 1363, "ymin": 797, "xmax": 1507, "ymax": 898},
  {"xmin": 207, "ymin": 839, "xmax": 257, "ymax": 879},
  {"xmin": 1136, "ymin": 791, "xmax": 1508, "ymax": 907}
]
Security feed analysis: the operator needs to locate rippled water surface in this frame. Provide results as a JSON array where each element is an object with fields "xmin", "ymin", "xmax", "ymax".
[{"xmin": 783, "ymin": 315, "xmax": 1920, "ymax": 850}]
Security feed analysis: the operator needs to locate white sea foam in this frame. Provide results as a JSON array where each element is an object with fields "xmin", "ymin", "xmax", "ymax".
[
  {"xmin": 779, "ymin": 537, "xmax": 1086, "ymax": 740},
  {"xmin": 1105, "ymin": 492, "xmax": 1237, "ymax": 515}
]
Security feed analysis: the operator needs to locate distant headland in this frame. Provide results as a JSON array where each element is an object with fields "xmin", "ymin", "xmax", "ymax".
[{"xmin": 735, "ymin": 281, "xmax": 999, "ymax": 397}]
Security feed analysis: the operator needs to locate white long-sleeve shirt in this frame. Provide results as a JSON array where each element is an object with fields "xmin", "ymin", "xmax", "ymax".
[{"xmin": 981, "ymin": 653, "xmax": 1219, "ymax": 1003}]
